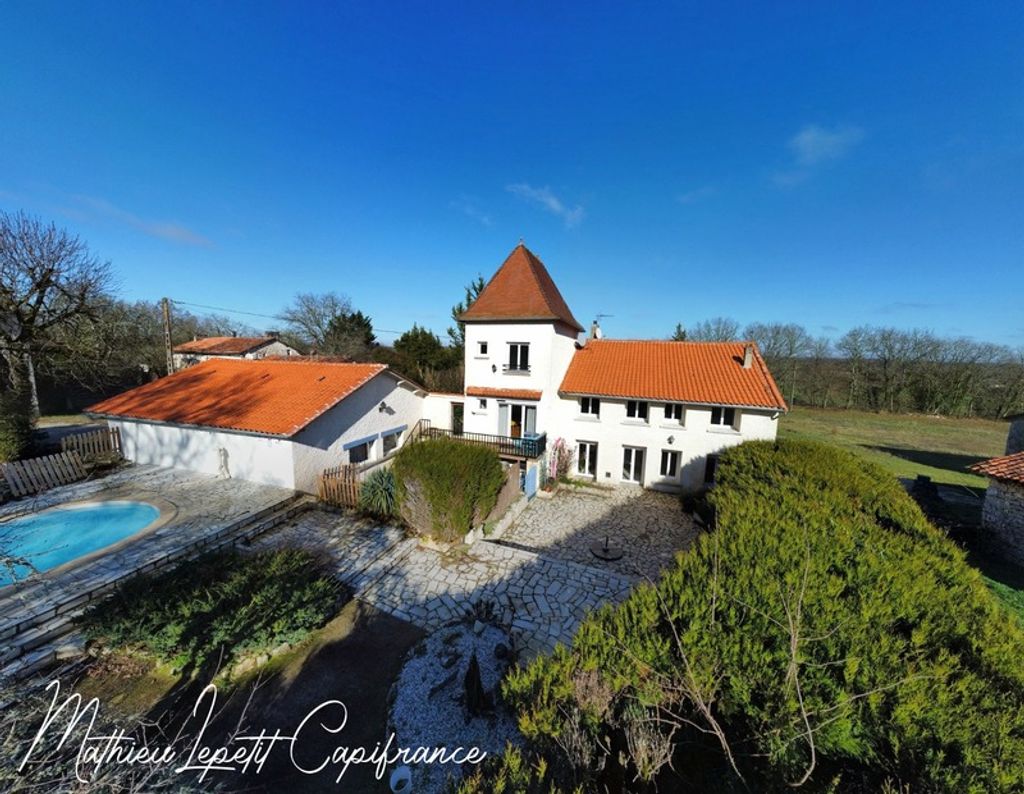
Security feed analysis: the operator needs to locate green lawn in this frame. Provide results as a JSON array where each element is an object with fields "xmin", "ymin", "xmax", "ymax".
[{"xmin": 779, "ymin": 407, "xmax": 1006, "ymax": 488}]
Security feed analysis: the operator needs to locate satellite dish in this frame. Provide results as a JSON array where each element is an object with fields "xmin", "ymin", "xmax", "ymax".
[{"xmin": 0, "ymin": 313, "xmax": 22, "ymax": 340}]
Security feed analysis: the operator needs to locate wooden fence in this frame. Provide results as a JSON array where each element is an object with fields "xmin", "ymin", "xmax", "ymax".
[
  {"xmin": 61, "ymin": 427, "xmax": 123, "ymax": 461},
  {"xmin": 1, "ymin": 451, "xmax": 88, "ymax": 498},
  {"xmin": 317, "ymin": 463, "xmax": 361, "ymax": 508}
]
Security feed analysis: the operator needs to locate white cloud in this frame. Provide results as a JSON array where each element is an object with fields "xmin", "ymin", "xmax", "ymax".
[
  {"xmin": 506, "ymin": 183, "xmax": 584, "ymax": 228},
  {"xmin": 676, "ymin": 185, "xmax": 716, "ymax": 204},
  {"xmin": 788, "ymin": 124, "xmax": 864, "ymax": 167},
  {"xmin": 450, "ymin": 196, "xmax": 493, "ymax": 227},
  {"xmin": 72, "ymin": 194, "xmax": 212, "ymax": 246}
]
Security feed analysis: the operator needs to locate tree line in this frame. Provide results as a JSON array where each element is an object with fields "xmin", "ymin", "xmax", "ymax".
[
  {"xmin": 673, "ymin": 317, "xmax": 1024, "ymax": 418},
  {"xmin": 0, "ymin": 211, "xmax": 476, "ymax": 457}
]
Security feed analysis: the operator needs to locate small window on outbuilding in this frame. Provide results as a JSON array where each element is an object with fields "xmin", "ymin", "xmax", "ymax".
[{"xmin": 348, "ymin": 441, "xmax": 371, "ymax": 465}]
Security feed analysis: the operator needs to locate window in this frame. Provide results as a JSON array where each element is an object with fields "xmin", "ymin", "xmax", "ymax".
[
  {"xmin": 660, "ymin": 449, "xmax": 679, "ymax": 478},
  {"xmin": 478, "ymin": 398, "xmax": 487, "ymax": 409},
  {"xmin": 626, "ymin": 400, "xmax": 649, "ymax": 421},
  {"xmin": 383, "ymin": 431, "xmax": 400, "ymax": 455},
  {"xmin": 581, "ymin": 397, "xmax": 600, "ymax": 417},
  {"xmin": 348, "ymin": 441, "xmax": 370, "ymax": 464},
  {"xmin": 478, "ymin": 341, "xmax": 488, "ymax": 356},
  {"xmin": 507, "ymin": 343, "xmax": 530, "ymax": 372},
  {"xmin": 664, "ymin": 403, "xmax": 683, "ymax": 423},
  {"xmin": 622, "ymin": 447, "xmax": 645, "ymax": 483},
  {"xmin": 577, "ymin": 441, "xmax": 598, "ymax": 476},
  {"xmin": 710, "ymin": 406, "xmax": 738, "ymax": 428}
]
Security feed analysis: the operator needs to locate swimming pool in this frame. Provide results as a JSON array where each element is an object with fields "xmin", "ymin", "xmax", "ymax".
[{"xmin": 0, "ymin": 500, "xmax": 160, "ymax": 586}]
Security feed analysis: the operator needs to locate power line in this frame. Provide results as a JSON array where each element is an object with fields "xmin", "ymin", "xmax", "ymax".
[{"xmin": 168, "ymin": 298, "xmax": 409, "ymax": 336}]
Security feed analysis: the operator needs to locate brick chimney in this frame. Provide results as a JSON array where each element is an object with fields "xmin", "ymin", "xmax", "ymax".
[{"xmin": 742, "ymin": 344, "xmax": 754, "ymax": 369}]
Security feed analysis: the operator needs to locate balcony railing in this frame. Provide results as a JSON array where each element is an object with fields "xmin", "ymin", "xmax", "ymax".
[{"xmin": 420, "ymin": 426, "xmax": 547, "ymax": 459}]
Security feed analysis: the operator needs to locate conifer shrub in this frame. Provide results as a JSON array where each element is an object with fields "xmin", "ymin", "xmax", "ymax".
[
  {"xmin": 0, "ymin": 384, "xmax": 33, "ymax": 462},
  {"xmin": 494, "ymin": 440, "xmax": 1024, "ymax": 792},
  {"xmin": 392, "ymin": 438, "xmax": 505, "ymax": 542}
]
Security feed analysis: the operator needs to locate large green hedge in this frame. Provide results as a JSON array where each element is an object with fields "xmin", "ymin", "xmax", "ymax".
[
  {"xmin": 493, "ymin": 440, "xmax": 1024, "ymax": 792},
  {"xmin": 392, "ymin": 437, "xmax": 505, "ymax": 542}
]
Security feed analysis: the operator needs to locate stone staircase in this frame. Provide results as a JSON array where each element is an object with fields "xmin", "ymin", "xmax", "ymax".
[{"xmin": 0, "ymin": 494, "xmax": 314, "ymax": 681}]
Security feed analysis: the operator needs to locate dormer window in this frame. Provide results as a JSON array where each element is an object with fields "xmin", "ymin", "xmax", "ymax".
[
  {"xmin": 506, "ymin": 343, "xmax": 530, "ymax": 373},
  {"xmin": 581, "ymin": 397, "xmax": 600, "ymax": 417},
  {"xmin": 626, "ymin": 400, "xmax": 648, "ymax": 421}
]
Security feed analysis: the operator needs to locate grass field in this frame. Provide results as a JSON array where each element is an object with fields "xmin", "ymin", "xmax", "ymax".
[{"xmin": 778, "ymin": 407, "xmax": 1006, "ymax": 489}]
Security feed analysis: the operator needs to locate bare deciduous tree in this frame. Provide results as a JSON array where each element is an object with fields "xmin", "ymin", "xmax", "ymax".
[
  {"xmin": 0, "ymin": 211, "xmax": 112, "ymax": 418},
  {"xmin": 280, "ymin": 291, "xmax": 352, "ymax": 349}
]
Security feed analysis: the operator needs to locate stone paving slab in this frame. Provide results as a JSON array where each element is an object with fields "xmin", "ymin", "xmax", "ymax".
[
  {"xmin": 496, "ymin": 487, "xmax": 700, "ymax": 580},
  {"xmin": 0, "ymin": 466, "xmax": 296, "ymax": 637},
  {"xmin": 254, "ymin": 508, "xmax": 639, "ymax": 659}
]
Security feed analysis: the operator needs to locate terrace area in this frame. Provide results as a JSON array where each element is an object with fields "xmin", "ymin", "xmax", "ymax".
[{"xmin": 419, "ymin": 421, "xmax": 547, "ymax": 460}]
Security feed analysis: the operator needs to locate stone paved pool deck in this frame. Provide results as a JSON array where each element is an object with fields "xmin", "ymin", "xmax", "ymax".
[{"xmin": 0, "ymin": 466, "xmax": 300, "ymax": 675}]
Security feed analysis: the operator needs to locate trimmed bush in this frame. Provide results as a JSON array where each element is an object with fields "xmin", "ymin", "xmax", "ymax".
[
  {"xmin": 496, "ymin": 440, "xmax": 1024, "ymax": 792},
  {"xmin": 80, "ymin": 549, "xmax": 341, "ymax": 672},
  {"xmin": 360, "ymin": 467, "xmax": 397, "ymax": 517},
  {"xmin": 392, "ymin": 438, "xmax": 505, "ymax": 543}
]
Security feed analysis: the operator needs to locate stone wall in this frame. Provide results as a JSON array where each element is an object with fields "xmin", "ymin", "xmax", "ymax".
[
  {"xmin": 982, "ymin": 478, "xmax": 1024, "ymax": 565},
  {"xmin": 1007, "ymin": 417, "xmax": 1024, "ymax": 455}
]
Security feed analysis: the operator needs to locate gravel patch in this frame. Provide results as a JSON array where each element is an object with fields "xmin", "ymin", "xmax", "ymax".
[{"xmin": 389, "ymin": 621, "xmax": 522, "ymax": 793}]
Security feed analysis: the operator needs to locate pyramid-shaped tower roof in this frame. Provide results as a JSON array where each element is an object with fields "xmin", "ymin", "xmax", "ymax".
[{"xmin": 458, "ymin": 244, "xmax": 583, "ymax": 332}]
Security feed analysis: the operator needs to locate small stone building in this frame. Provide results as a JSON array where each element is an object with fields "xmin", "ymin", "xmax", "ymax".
[
  {"xmin": 1006, "ymin": 414, "xmax": 1024, "ymax": 455},
  {"xmin": 971, "ymin": 450, "xmax": 1024, "ymax": 566}
]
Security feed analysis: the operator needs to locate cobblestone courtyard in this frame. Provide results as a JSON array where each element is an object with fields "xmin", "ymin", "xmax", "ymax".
[
  {"xmin": 497, "ymin": 486, "xmax": 700, "ymax": 580},
  {"xmin": 255, "ymin": 487, "xmax": 700, "ymax": 657}
]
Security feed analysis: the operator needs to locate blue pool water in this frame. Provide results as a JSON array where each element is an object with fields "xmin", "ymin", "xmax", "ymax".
[{"xmin": 0, "ymin": 501, "xmax": 160, "ymax": 586}]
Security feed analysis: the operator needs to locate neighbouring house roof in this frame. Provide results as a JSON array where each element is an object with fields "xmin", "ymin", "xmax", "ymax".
[
  {"xmin": 559, "ymin": 340, "xmax": 788, "ymax": 410},
  {"xmin": 970, "ymin": 451, "xmax": 1024, "ymax": 485},
  {"xmin": 466, "ymin": 386, "xmax": 543, "ymax": 401},
  {"xmin": 172, "ymin": 336, "xmax": 283, "ymax": 355},
  {"xmin": 87, "ymin": 358, "xmax": 390, "ymax": 437},
  {"xmin": 458, "ymin": 243, "xmax": 584, "ymax": 332}
]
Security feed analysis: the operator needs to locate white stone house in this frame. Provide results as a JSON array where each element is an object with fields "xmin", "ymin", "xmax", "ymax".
[
  {"xmin": 455, "ymin": 244, "xmax": 787, "ymax": 493},
  {"xmin": 172, "ymin": 335, "xmax": 299, "ymax": 370},
  {"xmin": 87, "ymin": 358, "xmax": 425, "ymax": 493},
  {"xmin": 971, "ymin": 418, "xmax": 1024, "ymax": 565}
]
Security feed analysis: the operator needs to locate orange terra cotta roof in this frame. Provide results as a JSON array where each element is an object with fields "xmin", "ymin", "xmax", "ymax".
[
  {"xmin": 87, "ymin": 358, "xmax": 389, "ymax": 436},
  {"xmin": 459, "ymin": 244, "xmax": 584, "ymax": 331},
  {"xmin": 466, "ymin": 386, "xmax": 543, "ymax": 401},
  {"xmin": 970, "ymin": 451, "xmax": 1024, "ymax": 485},
  {"xmin": 173, "ymin": 336, "xmax": 279, "ymax": 355},
  {"xmin": 560, "ymin": 340, "xmax": 788, "ymax": 410}
]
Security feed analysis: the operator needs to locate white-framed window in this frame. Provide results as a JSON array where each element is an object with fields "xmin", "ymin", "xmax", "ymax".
[
  {"xmin": 506, "ymin": 343, "xmax": 530, "ymax": 372},
  {"xmin": 478, "ymin": 341, "xmax": 488, "ymax": 356},
  {"xmin": 626, "ymin": 400, "xmax": 649, "ymax": 421},
  {"xmin": 478, "ymin": 398, "xmax": 488, "ymax": 409},
  {"xmin": 660, "ymin": 449, "xmax": 679, "ymax": 478},
  {"xmin": 581, "ymin": 397, "xmax": 600, "ymax": 417},
  {"xmin": 348, "ymin": 441, "xmax": 371, "ymax": 464},
  {"xmin": 710, "ymin": 406, "xmax": 738, "ymax": 428},
  {"xmin": 622, "ymin": 446, "xmax": 645, "ymax": 483},
  {"xmin": 664, "ymin": 403, "xmax": 684, "ymax": 423},
  {"xmin": 577, "ymin": 441, "xmax": 598, "ymax": 477},
  {"xmin": 383, "ymin": 431, "xmax": 401, "ymax": 456}
]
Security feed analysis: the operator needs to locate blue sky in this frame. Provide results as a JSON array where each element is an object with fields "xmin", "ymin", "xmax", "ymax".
[{"xmin": 1, "ymin": 2, "xmax": 1021, "ymax": 345}]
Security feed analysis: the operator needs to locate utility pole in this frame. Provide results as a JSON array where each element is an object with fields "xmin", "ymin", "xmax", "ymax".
[{"xmin": 161, "ymin": 297, "xmax": 174, "ymax": 375}]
